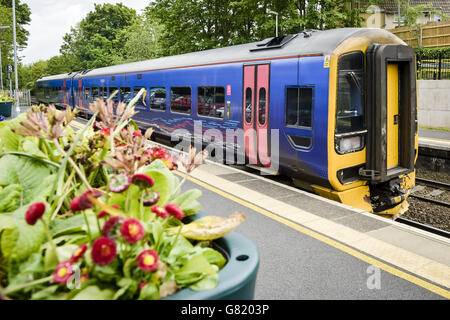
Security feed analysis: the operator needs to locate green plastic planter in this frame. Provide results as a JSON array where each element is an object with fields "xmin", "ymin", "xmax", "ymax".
[
  {"xmin": 165, "ymin": 213, "xmax": 260, "ymax": 300},
  {"xmin": 0, "ymin": 101, "xmax": 12, "ymax": 117}
]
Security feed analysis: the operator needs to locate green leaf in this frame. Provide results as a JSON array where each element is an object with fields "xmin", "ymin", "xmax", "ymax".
[
  {"xmin": 0, "ymin": 184, "xmax": 23, "ymax": 213},
  {"xmin": 143, "ymin": 169, "xmax": 170, "ymax": 207},
  {"xmin": 50, "ymin": 214, "xmax": 85, "ymax": 237},
  {"xmin": 71, "ymin": 285, "xmax": 115, "ymax": 300},
  {"xmin": 55, "ymin": 244, "xmax": 79, "ymax": 263},
  {"xmin": 22, "ymin": 139, "xmax": 47, "ymax": 158},
  {"xmin": 0, "ymin": 214, "xmax": 15, "ymax": 231},
  {"xmin": 1, "ymin": 205, "xmax": 46, "ymax": 261},
  {"xmin": 141, "ymin": 159, "xmax": 178, "ymax": 196},
  {"xmin": 171, "ymin": 189, "xmax": 202, "ymax": 216},
  {"xmin": 31, "ymin": 285, "xmax": 60, "ymax": 300},
  {"xmin": 174, "ymin": 254, "xmax": 216, "ymax": 286},
  {"xmin": 0, "ymin": 124, "xmax": 23, "ymax": 151},
  {"xmin": 0, "ymin": 155, "xmax": 52, "ymax": 205},
  {"xmin": 200, "ymin": 248, "xmax": 226, "ymax": 269},
  {"xmin": 44, "ymin": 245, "xmax": 59, "ymax": 270},
  {"xmin": 190, "ymin": 273, "xmax": 218, "ymax": 291},
  {"xmin": 113, "ymin": 278, "xmax": 138, "ymax": 300},
  {"xmin": 138, "ymin": 282, "xmax": 160, "ymax": 300}
]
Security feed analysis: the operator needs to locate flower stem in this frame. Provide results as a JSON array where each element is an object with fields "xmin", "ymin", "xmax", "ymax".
[
  {"xmin": 53, "ymin": 139, "xmax": 91, "ymax": 190},
  {"xmin": 40, "ymin": 219, "xmax": 56, "ymax": 252},
  {"xmin": 140, "ymin": 194, "xmax": 144, "ymax": 221},
  {"xmin": 4, "ymin": 276, "xmax": 53, "ymax": 295}
]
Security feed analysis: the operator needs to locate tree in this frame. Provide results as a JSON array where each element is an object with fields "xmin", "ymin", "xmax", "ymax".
[
  {"xmin": 60, "ymin": 3, "xmax": 138, "ymax": 70},
  {"xmin": 110, "ymin": 15, "xmax": 164, "ymax": 65},
  {"xmin": 145, "ymin": 0, "xmax": 369, "ymax": 57},
  {"xmin": 0, "ymin": 0, "xmax": 31, "ymax": 89}
]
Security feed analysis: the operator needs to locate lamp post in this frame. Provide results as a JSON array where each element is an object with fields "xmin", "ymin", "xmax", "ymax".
[
  {"xmin": 268, "ymin": 10, "xmax": 279, "ymax": 38},
  {"xmin": 0, "ymin": 26, "xmax": 10, "ymax": 92},
  {"xmin": 12, "ymin": 0, "xmax": 19, "ymax": 113}
]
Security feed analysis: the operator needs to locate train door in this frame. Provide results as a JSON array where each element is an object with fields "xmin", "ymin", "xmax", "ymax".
[
  {"xmin": 78, "ymin": 79, "xmax": 82, "ymax": 108},
  {"xmin": 243, "ymin": 64, "xmax": 271, "ymax": 167},
  {"xmin": 63, "ymin": 80, "xmax": 66, "ymax": 105},
  {"xmin": 386, "ymin": 63, "xmax": 399, "ymax": 168}
]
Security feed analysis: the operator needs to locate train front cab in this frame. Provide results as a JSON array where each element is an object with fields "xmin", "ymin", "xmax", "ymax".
[{"xmin": 313, "ymin": 31, "xmax": 418, "ymax": 218}]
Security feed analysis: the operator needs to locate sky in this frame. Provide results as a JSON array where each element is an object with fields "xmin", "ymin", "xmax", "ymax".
[{"xmin": 20, "ymin": 0, "xmax": 149, "ymax": 65}]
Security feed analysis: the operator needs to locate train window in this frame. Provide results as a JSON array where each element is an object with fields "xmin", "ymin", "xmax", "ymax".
[
  {"xmin": 133, "ymin": 87, "xmax": 146, "ymax": 108},
  {"xmin": 92, "ymin": 87, "xmax": 99, "ymax": 99},
  {"xmin": 170, "ymin": 87, "xmax": 191, "ymax": 114},
  {"xmin": 245, "ymin": 87, "xmax": 252, "ymax": 123},
  {"xmin": 100, "ymin": 87, "xmax": 108, "ymax": 99},
  {"xmin": 84, "ymin": 87, "xmax": 90, "ymax": 100},
  {"xmin": 150, "ymin": 87, "xmax": 166, "ymax": 111},
  {"xmin": 109, "ymin": 87, "xmax": 118, "ymax": 101},
  {"xmin": 197, "ymin": 86, "xmax": 225, "ymax": 119},
  {"xmin": 258, "ymin": 87, "xmax": 267, "ymax": 125},
  {"xmin": 336, "ymin": 51, "xmax": 364, "ymax": 134},
  {"xmin": 285, "ymin": 87, "xmax": 313, "ymax": 128},
  {"xmin": 120, "ymin": 87, "xmax": 131, "ymax": 103}
]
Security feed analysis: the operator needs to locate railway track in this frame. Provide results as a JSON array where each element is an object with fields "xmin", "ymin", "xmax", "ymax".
[{"xmin": 409, "ymin": 178, "xmax": 450, "ymax": 208}]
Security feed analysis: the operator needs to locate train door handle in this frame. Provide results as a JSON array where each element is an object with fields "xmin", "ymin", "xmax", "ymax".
[{"xmin": 394, "ymin": 114, "xmax": 399, "ymax": 125}]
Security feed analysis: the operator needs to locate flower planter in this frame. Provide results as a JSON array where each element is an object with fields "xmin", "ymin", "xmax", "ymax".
[
  {"xmin": 165, "ymin": 228, "xmax": 259, "ymax": 300},
  {"xmin": 0, "ymin": 101, "xmax": 12, "ymax": 117}
]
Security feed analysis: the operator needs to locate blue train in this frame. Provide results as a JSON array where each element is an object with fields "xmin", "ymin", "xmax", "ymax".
[{"xmin": 36, "ymin": 28, "xmax": 418, "ymax": 217}]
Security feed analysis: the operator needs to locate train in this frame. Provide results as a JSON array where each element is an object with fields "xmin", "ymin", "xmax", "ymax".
[{"xmin": 36, "ymin": 28, "xmax": 418, "ymax": 218}]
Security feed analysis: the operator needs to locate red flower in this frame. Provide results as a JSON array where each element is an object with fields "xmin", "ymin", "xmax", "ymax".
[
  {"xmin": 141, "ymin": 191, "xmax": 160, "ymax": 207},
  {"xmin": 98, "ymin": 204, "xmax": 119, "ymax": 218},
  {"xmin": 100, "ymin": 128, "xmax": 111, "ymax": 136},
  {"xmin": 53, "ymin": 261, "xmax": 74, "ymax": 284},
  {"xmin": 109, "ymin": 172, "xmax": 131, "ymax": 193},
  {"xmin": 70, "ymin": 244, "xmax": 88, "ymax": 263},
  {"xmin": 102, "ymin": 216, "xmax": 124, "ymax": 238},
  {"xmin": 25, "ymin": 202, "xmax": 46, "ymax": 225},
  {"xmin": 165, "ymin": 203, "xmax": 184, "ymax": 220},
  {"xmin": 121, "ymin": 218, "xmax": 145, "ymax": 243},
  {"xmin": 133, "ymin": 130, "xmax": 142, "ymax": 137},
  {"xmin": 137, "ymin": 250, "xmax": 159, "ymax": 272},
  {"xmin": 70, "ymin": 190, "xmax": 103, "ymax": 212},
  {"xmin": 151, "ymin": 206, "xmax": 169, "ymax": 219},
  {"xmin": 151, "ymin": 147, "xmax": 170, "ymax": 160},
  {"xmin": 91, "ymin": 237, "xmax": 117, "ymax": 266},
  {"xmin": 131, "ymin": 173, "xmax": 154, "ymax": 189}
]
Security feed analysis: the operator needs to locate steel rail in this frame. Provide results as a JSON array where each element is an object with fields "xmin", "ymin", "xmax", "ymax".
[
  {"xmin": 409, "ymin": 194, "xmax": 450, "ymax": 208},
  {"xmin": 415, "ymin": 177, "xmax": 450, "ymax": 191},
  {"xmin": 395, "ymin": 217, "xmax": 450, "ymax": 239}
]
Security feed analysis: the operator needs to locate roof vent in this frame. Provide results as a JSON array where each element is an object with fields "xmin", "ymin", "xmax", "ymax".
[{"xmin": 250, "ymin": 34, "xmax": 298, "ymax": 52}]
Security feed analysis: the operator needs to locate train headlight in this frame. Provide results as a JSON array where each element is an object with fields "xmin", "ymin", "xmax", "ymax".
[{"xmin": 335, "ymin": 132, "xmax": 365, "ymax": 154}]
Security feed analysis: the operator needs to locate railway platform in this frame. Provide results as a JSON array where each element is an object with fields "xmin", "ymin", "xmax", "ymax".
[
  {"xmin": 419, "ymin": 129, "xmax": 450, "ymax": 152},
  {"xmin": 175, "ymin": 155, "xmax": 450, "ymax": 299},
  {"xmin": 66, "ymin": 118, "xmax": 450, "ymax": 299}
]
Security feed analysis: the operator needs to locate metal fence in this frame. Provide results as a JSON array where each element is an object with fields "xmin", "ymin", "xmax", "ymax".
[
  {"xmin": 0, "ymin": 89, "xmax": 32, "ymax": 106},
  {"xmin": 416, "ymin": 52, "xmax": 450, "ymax": 80}
]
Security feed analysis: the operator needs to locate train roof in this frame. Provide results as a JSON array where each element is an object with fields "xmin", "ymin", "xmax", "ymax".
[
  {"xmin": 37, "ymin": 72, "xmax": 80, "ymax": 82},
  {"xmin": 37, "ymin": 28, "xmax": 404, "ymax": 82}
]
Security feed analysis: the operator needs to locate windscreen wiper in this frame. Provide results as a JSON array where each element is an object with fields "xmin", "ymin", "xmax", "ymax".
[{"xmin": 347, "ymin": 71, "xmax": 362, "ymax": 93}]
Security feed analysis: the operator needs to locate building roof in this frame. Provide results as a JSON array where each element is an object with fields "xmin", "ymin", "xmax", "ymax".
[{"xmin": 361, "ymin": 0, "xmax": 450, "ymax": 14}]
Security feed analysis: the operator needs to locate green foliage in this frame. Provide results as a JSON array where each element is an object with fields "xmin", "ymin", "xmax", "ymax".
[
  {"xmin": 60, "ymin": 3, "xmax": 138, "ymax": 70},
  {"xmin": 145, "ymin": 0, "xmax": 367, "ymax": 57},
  {"xmin": 415, "ymin": 46, "xmax": 450, "ymax": 58},
  {"xmin": 0, "ymin": 0, "xmax": 31, "ymax": 89}
]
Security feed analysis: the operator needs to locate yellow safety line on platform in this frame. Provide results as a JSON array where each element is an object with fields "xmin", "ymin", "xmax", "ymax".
[{"xmin": 174, "ymin": 171, "xmax": 450, "ymax": 299}]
